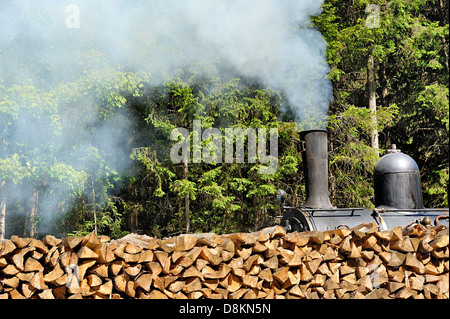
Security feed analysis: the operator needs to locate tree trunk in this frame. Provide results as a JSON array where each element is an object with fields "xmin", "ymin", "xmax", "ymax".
[
  {"xmin": 0, "ymin": 180, "xmax": 6, "ymax": 240},
  {"xmin": 1, "ymin": 131, "xmax": 7, "ymax": 240},
  {"xmin": 439, "ymin": 0, "xmax": 449, "ymax": 75},
  {"xmin": 92, "ymin": 178, "xmax": 97, "ymax": 235},
  {"xmin": 29, "ymin": 188, "xmax": 39, "ymax": 238},
  {"xmin": 253, "ymin": 197, "xmax": 266, "ymax": 232},
  {"xmin": 184, "ymin": 161, "xmax": 190, "ymax": 234},
  {"xmin": 368, "ymin": 55, "xmax": 379, "ymax": 153},
  {"xmin": 380, "ymin": 60, "xmax": 391, "ymax": 148}
]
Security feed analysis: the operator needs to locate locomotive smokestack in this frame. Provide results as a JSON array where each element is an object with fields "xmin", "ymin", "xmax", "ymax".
[{"xmin": 300, "ymin": 130, "xmax": 334, "ymax": 209}]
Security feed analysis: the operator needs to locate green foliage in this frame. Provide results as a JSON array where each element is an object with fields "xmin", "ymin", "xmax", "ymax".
[
  {"xmin": 0, "ymin": 154, "xmax": 29, "ymax": 184},
  {"xmin": 315, "ymin": 0, "xmax": 448, "ymax": 208}
]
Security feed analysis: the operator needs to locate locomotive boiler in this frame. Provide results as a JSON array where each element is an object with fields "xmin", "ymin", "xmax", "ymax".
[{"xmin": 278, "ymin": 129, "xmax": 449, "ymax": 232}]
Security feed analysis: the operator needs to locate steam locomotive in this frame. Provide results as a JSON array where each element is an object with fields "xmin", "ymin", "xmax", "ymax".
[{"xmin": 277, "ymin": 130, "xmax": 449, "ymax": 232}]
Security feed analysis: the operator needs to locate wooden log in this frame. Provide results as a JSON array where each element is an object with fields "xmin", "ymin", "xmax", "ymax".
[
  {"xmin": 395, "ymin": 287, "xmax": 416, "ymax": 299},
  {"xmin": 86, "ymin": 274, "xmax": 102, "ymax": 287},
  {"xmin": 168, "ymin": 280, "xmax": 185, "ymax": 293},
  {"xmin": 96, "ymin": 279, "xmax": 113, "ymax": 296},
  {"xmin": 0, "ymin": 240, "xmax": 16, "ymax": 257},
  {"xmin": 182, "ymin": 277, "xmax": 202, "ymax": 294},
  {"xmin": 124, "ymin": 280, "xmax": 136, "ymax": 298},
  {"xmin": 235, "ymin": 245, "xmax": 252, "ymax": 260},
  {"xmin": 299, "ymin": 230, "xmax": 325, "ymax": 245},
  {"xmin": 365, "ymin": 288, "xmax": 390, "ymax": 299},
  {"xmin": 38, "ymin": 289, "xmax": 55, "ymax": 299},
  {"xmin": 339, "ymin": 236, "xmax": 352, "ymax": 254},
  {"xmin": 352, "ymin": 222, "xmax": 378, "ymax": 239},
  {"xmin": 96, "ymin": 243, "xmax": 116, "ymax": 263},
  {"xmin": 44, "ymin": 263, "xmax": 64, "ymax": 283},
  {"xmin": 273, "ymin": 267, "xmax": 289, "ymax": 284},
  {"xmin": 323, "ymin": 278, "xmax": 340, "ymax": 291},
  {"xmin": 229, "ymin": 288, "xmax": 248, "ymax": 299},
  {"xmin": 91, "ymin": 263, "xmax": 108, "ymax": 278},
  {"xmin": 283, "ymin": 268, "xmax": 301, "ymax": 289},
  {"xmin": 256, "ymin": 229, "xmax": 271, "ymax": 242},
  {"xmin": 112, "ymin": 273, "xmax": 128, "ymax": 293},
  {"xmin": 80, "ymin": 279, "xmax": 95, "ymax": 297},
  {"xmin": 1, "ymin": 277, "xmax": 19, "ymax": 289},
  {"xmin": 0, "ymin": 257, "xmax": 7, "ymax": 268},
  {"xmin": 262, "ymin": 255, "xmax": 278, "ymax": 270},
  {"xmin": 107, "ymin": 260, "xmax": 122, "ymax": 277},
  {"xmin": 11, "ymin": 247, "xmax": 34, "ymax": 271},
  {"xmin": 10, "ymin": 235, "xmax": 32, "ymax": 248},
  {"xmin": 42, "ymin": 235, "xmax": 61, "ymax": 247},
  {"xmin": 81, "ymin": 232, "xmax": 102, "ymax": 251},
  {"xmin": 429, "ymin": 228, "xmax": 449, "ymax": 250},
  {"xmin": 62, "ymin": 236, "xmax": 83, "ymax": 250},
  {"xmin": 408, "ymin": 275, "xmax": 424, "ymax": 291},
  {"xmin": 342, "ymin": 273, "xmax": 357, "ymax": 285},
  {"xmin": 145, "ymin": 261, "xmax": 162, "ymax": 277},
  {"xmin": 124, "ymin": 264, "xmax": 142, "ymax": 277},
  {"xmin": 182, "ymin": 265, "xmax": 203, "ymax": 279},
  {"xmin": 59, "ymin": 251, "xmax": 78, "ymax": 269},
  {"xmin": 146, "ymin": 289, "xmax": 167, "ymax": 299},
  {"xmin": 221, "ymin": 250, "xmax": 234, "ymax": 262},
  {"xmin": 45, "ymin": 246, "xmax": 59, "ymax": 268},
  {"xmin": 387, "ymin": 251, "xmax": 406, "ymax": 268},
  {"xmin": 404, "ymin": 253, "xmax": 425, "ymax": 274},
  {"xmin": 21, "ymin": 257, "xmax": 43, "ymax": 273},
  {"xmin": 267, "ymin": 225, "xmax": 286, "ymax": 239},
  {"xmin": 29, "ymin": 239, "xmax": 48, "ymax": 254},
  {"xmin": 244, "ymin": 234, "xmax": 256, "ymax": 246},
  {"xmin": 154, "ymin": 251, "xmax": 171, "ymax": 274},
  {"xmin": 258, "ymin": 268, "xmax": 273, "ymax": 282},
  {"xmin": 305, "ymin": 258, "xmax": 322, "ymax": 275},
  {"xmin": 243, "ymin": 254, "xmax": 261, "ymax": 272},
  {"xmin": 133, "ymin": 273, "xmax": 152, "ymax": 292},
  {"xmin": 288, "ymin": 284, "xmax": 306, "ymax": 298},
  {"xmin": 9, "ymin": 289, "xmax": 26, "ymax": 299},
  {"xmin": 170, "ymin": 263, "xmax": 184, "ymax": 276},
  {"xmin": 16, "ymin": 272, "xmax": 33, "ymax": 283},
  {"xmin": 226, "ymin": 274, "xmax": 242, "ymax": 293},
  {"xmin": 391, "ymin": 237, "xmax": 415, "ymax": 253},
  {"xmin": 222, "ymin": 232, "xmax": 248, "ymax": 244},
  {"xmin": 334, "ymin": 227, "xmax": 352, "ymax": 239},
  {"xmin": 30, "ymin": 271, "xmax": 48, "ymax": 290},
  {"xmin": 199, "ymin": 246, "xmax": 222, "ymax": 266},
  {"xmin": 300, "ymin": 264, "xmax": 313, "ymax": 282}
]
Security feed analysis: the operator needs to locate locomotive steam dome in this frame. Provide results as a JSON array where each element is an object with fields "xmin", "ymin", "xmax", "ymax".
[{"xmin": 374, "ymin": 145, "xmax": 424, "ymax": 209}]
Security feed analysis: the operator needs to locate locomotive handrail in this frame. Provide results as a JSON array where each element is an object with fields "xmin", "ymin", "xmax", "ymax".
[
  {"xmin": 435, "ymin": 215, "xmax": 449, "ymax": 226},
  {"xmin": 373, "ymin": 208, "xmax": 449, "ymax": 214},
  {"xmin": 301, "ymin": 207, "xmax": 364, "ymax": 217}
]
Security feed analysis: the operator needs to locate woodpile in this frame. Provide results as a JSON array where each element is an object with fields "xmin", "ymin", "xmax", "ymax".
[{"xmin": 0, "ymin": 222, "xmax": 448, "ymax": 299}]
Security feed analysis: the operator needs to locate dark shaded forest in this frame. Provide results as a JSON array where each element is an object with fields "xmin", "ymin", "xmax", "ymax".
[{"xmin": 1, "ymin": 0, "xmax": 448, "ymax": 239}]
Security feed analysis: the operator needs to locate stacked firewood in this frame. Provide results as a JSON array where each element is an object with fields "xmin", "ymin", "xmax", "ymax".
[{"xmin": 0, "ymin": 222, "xmax": 448, "ymax": 299}]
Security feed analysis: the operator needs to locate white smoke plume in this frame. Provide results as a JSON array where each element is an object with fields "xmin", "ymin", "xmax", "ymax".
[{"xmin": 1, "ymin": 0, "xmax": 331, "ymax": 122}]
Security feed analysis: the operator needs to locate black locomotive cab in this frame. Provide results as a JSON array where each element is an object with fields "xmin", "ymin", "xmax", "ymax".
[{"xmin": 279, "ymin": 131, "xmax": 449, "ymax": 233}]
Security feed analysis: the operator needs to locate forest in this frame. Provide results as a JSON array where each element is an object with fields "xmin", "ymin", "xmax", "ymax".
[{"xmin": 0, "ymin": 0, "xmax": 448, "ymax": 240}]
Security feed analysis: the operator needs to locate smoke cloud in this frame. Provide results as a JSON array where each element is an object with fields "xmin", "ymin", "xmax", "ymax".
[
  {"xmin": 1, "ymin": 0, "xmax": 331, "ymax": 121},
  {"xmin": 1, "ymin": 0, "xmax": 331, "ymax": 235}
]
